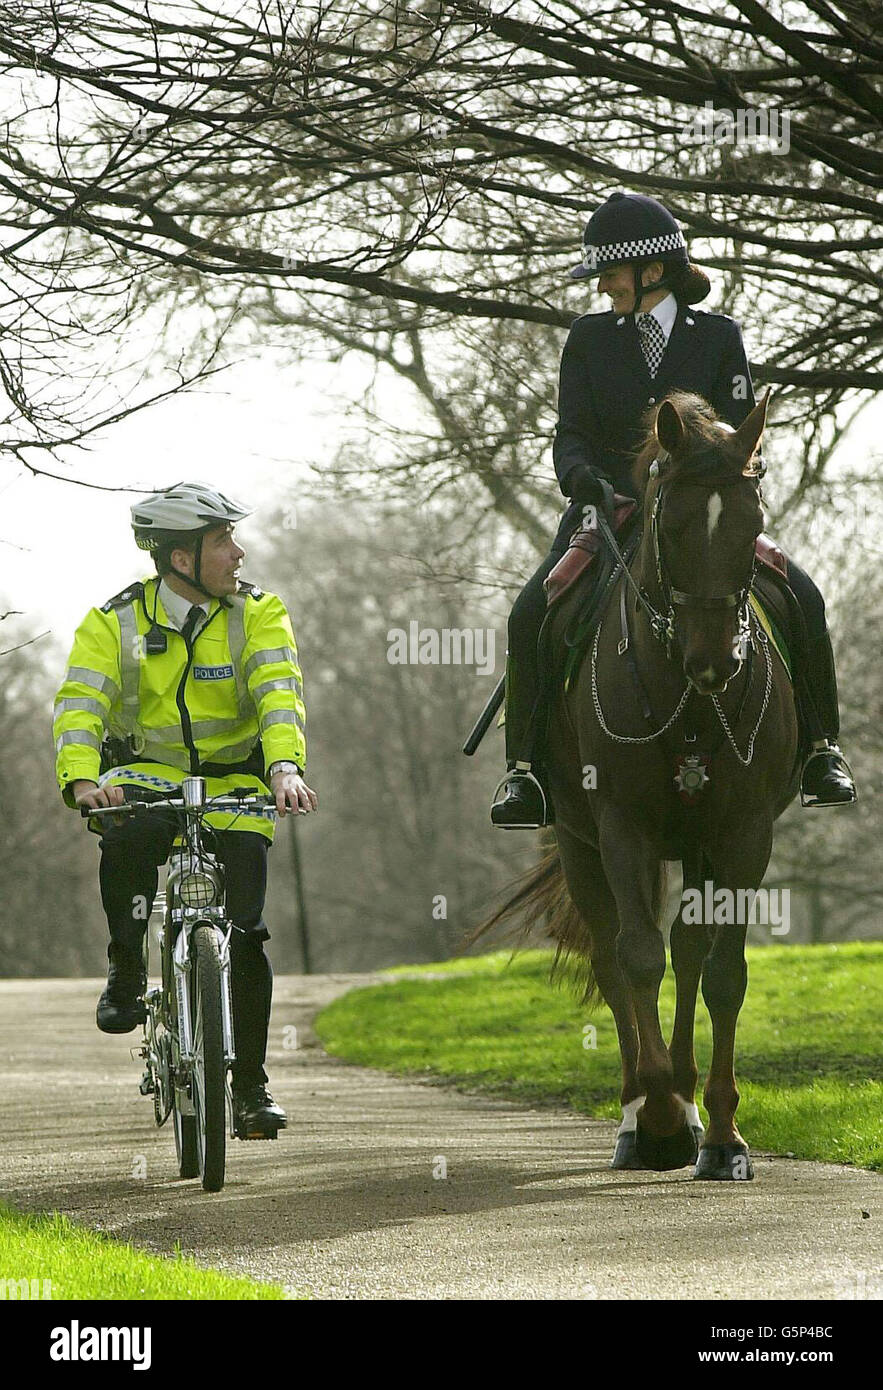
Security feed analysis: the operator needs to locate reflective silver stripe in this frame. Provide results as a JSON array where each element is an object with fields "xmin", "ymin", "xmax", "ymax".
[
  {"xmin": 116, "ymin": 603, "xmax": 142, "ymax": 717},
  {"xmin": 226, "ymin": 601, "xmax": 251, "ymax": 717},
  {"xmin": 147, "ymin": 717, "xmax": 244, "ymax": 741},
  {"xmin": 142, "ymin": 723, "xmax": 183, "ymax": 742},
  {"xmin": 206, "ymin": 734, "xmax": 262, "ymax": 762},
  {"xmin": 244, "ymin": 646, "xmax": 295, "ymax": 680},
  {"xmin": 190, "ymin": 717, "xmax": 244, "ymax": 739},
  {"xmin": 54, "ymin": 697, "xmax": 107, "ymax": 720},
  {"xmin": 138, "ymin": 733, "xmax": 260, "ymax": 767},
  {"xmin": 139, "ymin": 741, "xmax": 189, "ymax": 768},
  {"xmin": 260, "ymin": 708, "xmax": 305, "ymax": 733},
  {"xmin": 253, "ymin": 676, "xmax": 303, "ymax": 702},
  {"xmin": 55, "ymin": 730, "xmax": 101, "ymax": 752},
  {"xmin": 66, "ymin": 666, "xmax": 120, "ymax": 701}
]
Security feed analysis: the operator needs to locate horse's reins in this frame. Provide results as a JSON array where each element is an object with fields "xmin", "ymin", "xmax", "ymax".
[{"xmin": 591, "ymin": 455, "xmax": 771, "ymax": 760}]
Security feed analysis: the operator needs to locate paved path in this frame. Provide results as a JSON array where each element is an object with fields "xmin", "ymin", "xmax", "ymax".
[{"xmin": 0, "ymin": 976, "xmax": 880, "ymax": 1300}]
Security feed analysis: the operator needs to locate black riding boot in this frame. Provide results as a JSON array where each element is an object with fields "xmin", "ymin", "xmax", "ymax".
[
  {"xmin": 490, "ymin": 659, "xmax": 552, "ymax": 829},
  {"xmin": 96, "ymin": 942, "xmax": 147, "ymax": 1034},
  {"xmin": 797, "ymin": 628, "xmax": 857, "ymax": 807},
  {"xmin": 490, "ymin": 553, "xmax": 560, "ymax": 829}
]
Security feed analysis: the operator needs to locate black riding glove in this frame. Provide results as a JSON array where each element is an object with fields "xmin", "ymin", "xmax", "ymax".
[{"xmin": 564, "ymin": 465, "xmax": 609, "ymax": 507}]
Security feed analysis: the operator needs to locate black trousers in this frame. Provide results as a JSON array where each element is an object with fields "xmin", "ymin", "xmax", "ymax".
[
  {"xmin": 506, "ymin": 515, "xmax": 834, "ymax": 764},
  {"xmin": 99, "ymin": 808, "xmax": 273, "ymax": 1089}
]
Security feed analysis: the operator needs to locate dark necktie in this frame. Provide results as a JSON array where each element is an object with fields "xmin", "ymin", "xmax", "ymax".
[
  {"xmin": 181, "ymin": 605, "xmax": 203, "ymax": 648},
  {"xmin": 637, "ymin": 313, "xmax": 667, "ymax": 379}
]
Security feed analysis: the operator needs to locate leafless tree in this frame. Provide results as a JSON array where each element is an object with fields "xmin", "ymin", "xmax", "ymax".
[{"xmin": 0, "ymin": 0, "xmax": 879, "ymax": 542}]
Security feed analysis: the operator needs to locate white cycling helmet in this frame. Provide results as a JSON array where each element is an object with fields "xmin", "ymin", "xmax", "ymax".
[
  {"xmin": 132, "ymin": 481, "xmax": 252, "ymax": 597},
  {"xmin": 131, "ymin": 481, "xmax": 252, "ymax": 550}
]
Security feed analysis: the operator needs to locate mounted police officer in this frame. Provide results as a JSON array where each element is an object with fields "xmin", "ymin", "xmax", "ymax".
[
  {"xmin": 491, "ymin": 192, "xmax": 856, "ymax": 827},
  {"xmin": 53, "ymin": 482, "xmax": 318, "ymax": 1138}
]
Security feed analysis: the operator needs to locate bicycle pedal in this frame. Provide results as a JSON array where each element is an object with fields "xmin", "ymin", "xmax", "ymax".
[
  {"xmin": 235, "ymin": 1125, "xmax": 280, "ymax": 1141},
  {"xmin": 139, "ymin": 1071, "xmax": 154, "ymax": 1095}
]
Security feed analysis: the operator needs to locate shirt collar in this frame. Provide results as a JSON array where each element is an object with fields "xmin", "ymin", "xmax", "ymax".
[
  {"xmin": 158, "ymin": 579, "xmax": 208, "ymax": 633},
  {"xmin": 635, "ymin": 291, "xmax": 678, "ymax": 343}
]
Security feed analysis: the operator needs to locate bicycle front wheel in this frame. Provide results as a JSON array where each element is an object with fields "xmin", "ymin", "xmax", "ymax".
[{"xmin": 190, "ymin": 924, "xmax": 227, "ymax": 1192}]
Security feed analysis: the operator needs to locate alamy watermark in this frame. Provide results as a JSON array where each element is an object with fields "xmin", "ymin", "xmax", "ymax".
[
  {"xmin": 387, "ymin": 622, "xmax": 495, "ymax": 676},
  {"xmin": 681, "ymin": 101, "xmax": 791, "ymax": 155},
  {"xmin": 681, "ymin": 882, "xmax": 790, "ymax": 935},
  {"xmin": 0, "ymin": 1276, "xmax": 52, "ymax": 1299}
]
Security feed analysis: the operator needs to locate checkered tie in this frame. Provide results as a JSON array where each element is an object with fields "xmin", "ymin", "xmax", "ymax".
[{"xmin": 637, "ymin": 312, "xmax": 666, "ymax": 379}]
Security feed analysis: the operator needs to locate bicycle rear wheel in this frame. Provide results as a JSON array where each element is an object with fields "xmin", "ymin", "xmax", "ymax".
[{"xmin": 190, "ymin": 924, "xmax": 227, "ymax": 1192}]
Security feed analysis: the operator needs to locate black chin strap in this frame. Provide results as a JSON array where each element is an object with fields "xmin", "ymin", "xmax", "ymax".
[
  {"xmin": 632, "ymin": 262, "xmax": 673, "ymax": 312},
  {"xmin": 166, "ymin": 534, "xmax": 217, "ymax": 600}
]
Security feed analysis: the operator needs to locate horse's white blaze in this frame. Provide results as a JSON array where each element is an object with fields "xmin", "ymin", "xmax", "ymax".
[
  {"xmin": 707, "ymin": 490, "xmax": 723, "ymax": 541},
  {"xmin": 616, "ymin": 1095, "xmax": 646, "ymax": 1135}
]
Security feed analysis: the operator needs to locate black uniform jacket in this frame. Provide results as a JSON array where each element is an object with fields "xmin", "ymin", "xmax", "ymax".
[{"xmin": 550, "ymin": 301, "xmax": 759, "ymax": 548}]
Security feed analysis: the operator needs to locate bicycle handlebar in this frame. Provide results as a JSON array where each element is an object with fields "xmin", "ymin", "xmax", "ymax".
[{"xmin": 80, "ymin": 792, "xmax": 277, "ymax": 819}]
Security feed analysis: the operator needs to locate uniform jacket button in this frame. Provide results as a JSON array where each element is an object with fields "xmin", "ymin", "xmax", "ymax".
[{"xmin": 648, "ymin": 396, "xmax": 656, "ymax": 404}]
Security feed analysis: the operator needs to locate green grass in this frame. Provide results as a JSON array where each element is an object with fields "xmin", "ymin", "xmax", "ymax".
[
  {"xmin": 317, "ymin": 943, "xmax": 883, "ymax": 1171},
  {"xmin": 0, "ymin": 1205, "xmax": 294, "ymax": 1300}
]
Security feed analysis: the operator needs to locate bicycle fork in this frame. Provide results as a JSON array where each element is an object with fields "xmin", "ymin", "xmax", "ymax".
[{"xmin": 173, "ymin": 919, "xmax": 237, "ymax": 1119}]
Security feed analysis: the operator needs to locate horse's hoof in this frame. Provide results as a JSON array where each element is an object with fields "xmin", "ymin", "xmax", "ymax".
[
  {"xmin": 634, "ymin": 1115, "xmax": 699, "ymax": 1171},
  {"xmin": 610, "ymin": 1131, "xmax": 644, "ymax": 1170},
  {"xmin": 693, "ymin": 1142, "xmax": 754, "ymax": 1181}
]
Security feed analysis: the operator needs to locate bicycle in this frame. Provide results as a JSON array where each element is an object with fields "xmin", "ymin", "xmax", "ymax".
[{"xmin": 84, "ymin": 776, "xmax": 278, "ymax": 1192}]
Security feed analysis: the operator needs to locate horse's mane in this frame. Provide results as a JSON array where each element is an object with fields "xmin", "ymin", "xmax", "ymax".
[{"xmin": 632, "ymin": 391, "xmax": 739, "ymax": 493}]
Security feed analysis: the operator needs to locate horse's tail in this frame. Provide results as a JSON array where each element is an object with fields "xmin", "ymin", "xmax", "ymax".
[{"xmin": 467, "ymin": 834, "xmax": 602, "ymax": 1006}]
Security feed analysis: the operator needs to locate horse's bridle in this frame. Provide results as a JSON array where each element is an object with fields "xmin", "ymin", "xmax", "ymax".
[
  {"xmin": 646, "ymin": 453, "xmax": 757, "ymax": 660},
  {"xmin": 596, "ymin": 451, "xmax": 758, "ymax": 661}
]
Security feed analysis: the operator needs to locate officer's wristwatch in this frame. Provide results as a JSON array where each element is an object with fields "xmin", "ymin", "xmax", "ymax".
[{"xmin": 268, "ymin": 760, "xmax": 303, "ymax": 778}]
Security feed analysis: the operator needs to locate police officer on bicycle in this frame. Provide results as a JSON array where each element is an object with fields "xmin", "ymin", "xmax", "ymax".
[{"xmin": 53, "ymin": 482, "xmax": 317, "ymax": 1138}]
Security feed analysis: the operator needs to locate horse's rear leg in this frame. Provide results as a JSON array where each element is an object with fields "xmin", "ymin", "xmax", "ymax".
[
  {"xmin": 556, "ymin": 827, "xmax": 643, "ymax": 1170},
  {"xmin": 598, "ymin": 809, "xmax": 696, "ymax": 1171}
]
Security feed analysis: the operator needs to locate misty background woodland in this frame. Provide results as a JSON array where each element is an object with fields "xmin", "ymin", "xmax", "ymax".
[{"xmin": 0, "ymin": 0, "xmax": 881, "ymax": 976}]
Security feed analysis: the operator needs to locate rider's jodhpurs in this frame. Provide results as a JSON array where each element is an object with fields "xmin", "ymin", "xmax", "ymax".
[
  {"xmin": 504, "ymin": 534, "xmax": 838, "ymax": 767},
  {"xmin": 99, "ymin": 806, "xmax": 273, "ymax": 1088}
]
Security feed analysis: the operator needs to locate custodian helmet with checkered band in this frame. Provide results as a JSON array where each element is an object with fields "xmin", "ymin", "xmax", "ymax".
[{"xmin": 571, "ymin": 192, "xmax": 710, "ymax": 305}]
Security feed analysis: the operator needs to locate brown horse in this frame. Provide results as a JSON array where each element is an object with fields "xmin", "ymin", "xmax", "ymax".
[{"xmin": 487, "ymin": 390, "xmax": 799, "ymax": 1180}]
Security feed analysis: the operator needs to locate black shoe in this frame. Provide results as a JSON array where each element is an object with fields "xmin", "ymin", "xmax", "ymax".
[
  {"xmin": 800, "ymin": 745, "xmax": 857, "ymax": 807},
  {"xmin": 490, "ymin": 769, "xmax": 551, "ymax": 829},
  {"xmin": 96, "ymin": 952, "xmax": 146, "ymax": 1034},
  {"xmin": 233, "ymin": 1084, "xmax": 287, "ymax": 1140}
]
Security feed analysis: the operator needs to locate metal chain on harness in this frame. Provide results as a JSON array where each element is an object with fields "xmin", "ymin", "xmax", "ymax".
[
  {"xmin": 590, "ymin": 488, "xmax": 773, "ymax": 761},
  {"xmin": 590, "ymin": 618, "xmax": 692, "ymax": 743},
  {"xmin": 711, "ymin": 619, "xmax": 772, "ymax": 766}
]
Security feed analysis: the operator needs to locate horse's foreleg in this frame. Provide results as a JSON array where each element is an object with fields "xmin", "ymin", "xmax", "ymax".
[
  {"xmin": 695, "ymin": 841, "xmax": 770, "ymax": 1181},
  {"xmin": 669, "ymin": 850, "xmax": 712, "ymax": 1137},
  {"xmin": 598, "ymin": 808, "xmax": 694, "ymax": 1169},
  {"xmin": 697, "ymin": 917, "xmax": 752, "ymax": 1178}
]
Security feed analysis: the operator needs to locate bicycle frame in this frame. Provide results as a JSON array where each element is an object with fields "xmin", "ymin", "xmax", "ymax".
[{"xmin": 87, "ymin": 776, "xmax": 275, "ymax": 1187}]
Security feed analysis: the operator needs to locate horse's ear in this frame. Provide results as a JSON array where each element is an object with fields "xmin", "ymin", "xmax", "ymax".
[
  {"xmin": 655, "ymin": 399, "xmax": 684, "ymax": 456},
  {"xmin": 732, "ymin": 389, "xmax": 771, "ymax": 470}
]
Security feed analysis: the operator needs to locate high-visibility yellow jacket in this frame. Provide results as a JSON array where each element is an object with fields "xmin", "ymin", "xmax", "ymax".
[{"xmin": 53, "ymin": 577, "xmax": 306, "ymax": 840}]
